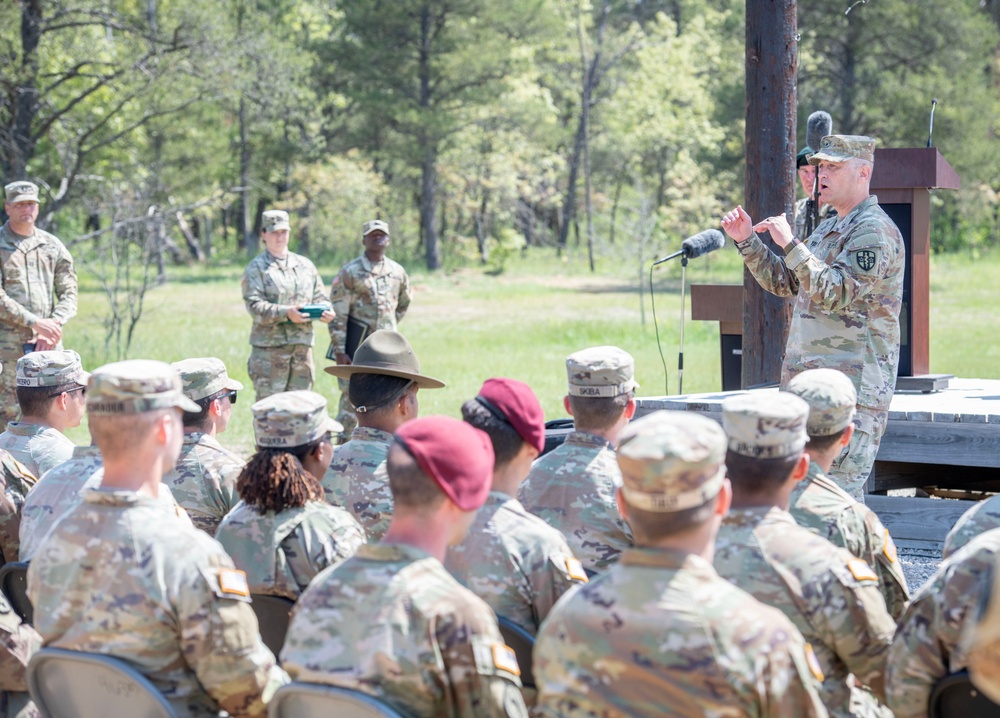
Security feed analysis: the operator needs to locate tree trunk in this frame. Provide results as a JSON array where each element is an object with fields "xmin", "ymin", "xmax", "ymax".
[
  {"xmin": 609, "ymin": 178, "xmax": 623, "ymax": 245},
  {"xmin": 6, "ymin": 0, "xmax": 43, "ymax": 179},
  {"xmin": 239, "ymin": 96, "xmax": 254, "ymax": 256},
  {"xmin": 742, "ymin": 0, "xmax": 797, "ymax": 389},
  {"xmin": 475, "ymin": 189, "xmax": 490, "ymax": 264},
  {"xmin": 418, "ymin": 5, "xmax": 440, "ymax": 270}
]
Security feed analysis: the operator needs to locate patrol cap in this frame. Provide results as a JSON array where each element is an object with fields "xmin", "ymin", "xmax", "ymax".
[
  {"xmin": 475, "ymin": 378, "xmax": 545, "ymax": 454},
  {"xmin": 617, "ymin": 411, "xmax": 727, "ymax": 513},
  {"xmin": 566, "ymin": 346, "xmax": 639, "ymax": 398},
  {"xmin": 252, "ymin": 390, "xmax": 343, "ymax": 448},
  {"xmin": 394, "ymin": 415, "xmax": 493, "ymax": 512},
  {"xmin": 363, "ymin": 219, "xmax": 389, "ymax": 237},
  {"xmin": 808, "ymin": 134, "xmax": 875, "ymax": 165},
  {"xmin": 796, "ymin": 146, "xmax": 813, "ymax": 168},
  {"xmin": 4, "ymin": 181, "xmax": 39, "ymax": 204},
  {"xmin": 87, "ymin": 360, "xmax": 200, "ymax": 415},
  {"xmin": 786, "ymin": 368, "xmax": 857, "ymax": 437},
  {"xmin": 722, "ymin": 392, "xmax": 809, "ymax": 459},
  {"xmin": 16, "ymin": 350, "xmax": 89, "ymax": 388},
  {"xmin": 171, "ymin": 357, "xmax": 244, "ymax": 402},
  {"xmin": 261, "ymin": 209, "xmax": 290, "ymax": 232}
]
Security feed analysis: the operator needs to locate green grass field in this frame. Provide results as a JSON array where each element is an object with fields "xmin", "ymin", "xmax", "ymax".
[{"xmin": 60, "ymin": 245, "xmax": 1000, "ymax": 454}]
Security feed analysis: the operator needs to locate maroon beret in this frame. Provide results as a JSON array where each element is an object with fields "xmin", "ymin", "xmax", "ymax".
[
  {"xmin": 476, "ymin": 378, "xmax": 546, "ymax": 455},
  {"xmin": 394, "ymin": 415, "xmax": 494, "ymax": 511}
]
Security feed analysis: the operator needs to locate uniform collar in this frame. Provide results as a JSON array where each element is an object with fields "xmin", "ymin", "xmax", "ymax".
[
  {"xmin": 82, "ymin": 488, "xmax": 161, "ymax": 507},
  {"xmin": 620, "ymin": 546, "xmax": 714, "ymax": 572},
  {"xmin": 349, "ymin": 426, "xmax": 395, "ymax": 444},
  {"xmin": 565, "ymin": 430, "xmax": 614, "ymax": 449},
  {"xmin": 358, "ymin": 542, "xmax": 433, "ymax": 563},
  {"xmin": 832, "ymin": 195, "xmax": 878, "ymax": 234}
]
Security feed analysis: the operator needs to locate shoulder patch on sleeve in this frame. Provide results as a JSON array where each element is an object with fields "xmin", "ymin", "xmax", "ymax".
[
  {"xmin": 565, "ymin": 557, "xmax": 589, "ymax": 583},
  {"xmin": 850, "ymin": 247, "xmax": 880, "ymax": 275},
  {"xmin": 492, "ymin": 643, "xmax": 521, "ymax": 677},
  {"xmin": 805, "ymin": 642, "xmax": 825, "ymax": 682},
  {"xmin": 882, "ymin": 529, "xmax": 898, "ymax": 564},
  {"xmin": 847, "ymin": 558, "xmax": 879, "ymax": 582},
  {"xmin": 218, "ymin": 568, "xmax": 250, "ymax": 597}
]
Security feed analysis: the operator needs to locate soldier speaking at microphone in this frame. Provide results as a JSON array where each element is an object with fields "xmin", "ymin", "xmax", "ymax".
[{"xmin": 721, "ymin": 135, "xmax": 905, "ymax": 502}]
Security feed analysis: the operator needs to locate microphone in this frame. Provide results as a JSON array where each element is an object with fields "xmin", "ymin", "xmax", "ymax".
[
  {"xmin": 653, "ymin": 229, "xmax": 726, "ymax": 266},
  {"xmin": 806, "ymin": 111, "xmax": 833, "ymax": 153}
]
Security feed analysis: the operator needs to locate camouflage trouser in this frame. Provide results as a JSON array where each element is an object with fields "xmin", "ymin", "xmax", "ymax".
[
  {"xmin": 336, "ymin": 377, "xmax": 357, "ymax": 442},
  {"xmin": 828, "ymin": 407, "xmax": 888, "ymax": 504},
  {"xmin": 0, "ymin": 325, "xmax": 33, "ymax": 432},
  {"xmin": 248, "ymin": 344, "xmax": 314, "ymax": 402}
]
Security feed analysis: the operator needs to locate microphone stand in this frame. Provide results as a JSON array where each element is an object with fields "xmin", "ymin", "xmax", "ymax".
[{"xmin": 678, "ymin": 254, "xmax": 687, "ymax": 395}]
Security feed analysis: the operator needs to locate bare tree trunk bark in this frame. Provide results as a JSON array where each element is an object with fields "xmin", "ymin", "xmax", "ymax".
[
  {"xmin": 5, "ymin": 0, "xmax": 43, "ymax": 179},
  {"xmin": 418, "ymin": 5, "xmax": 440, "ymax": 270},
  {"xmin": 742, "ymin": 0, "xmax": 797, "ymax": 388},
  {"xmin": 239, "ymin": 96, "xmax": 253, "ymax": 257}
]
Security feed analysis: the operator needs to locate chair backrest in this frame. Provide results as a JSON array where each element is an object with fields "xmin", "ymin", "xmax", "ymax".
[
  {"xmin": 0, "ymin": 561, "xmax": 32, "ymax": 624},
  {"xmin": 929, "ymin": 669, "xmax": 1000, "ymax": 717},
  {"xmin": 496, "ymin": 615, "xmax": 535, "ymax": 689},
  {"xmin": 28, "ymin": 647, "xmax": 179, "ymax": 718},
  {"xmin": 250, "ymin": 593, "xmax": 295, "ymax": 657},
  {"xmin": 268, "ymin": 682, "xmax": 406, "ymax": 718}
]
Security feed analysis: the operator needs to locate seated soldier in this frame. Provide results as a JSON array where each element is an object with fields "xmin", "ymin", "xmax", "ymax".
[
  {"xmin": 446, "ymin": 378, "xmax": 587, "ymax": 635},
  {"xmin": 28, "ymin": 360, "xmax": 286, "ymax": 718},
  {"xmin": 281, "ymin": 415, "xmax": 527, "ymax": 718},
  {"xmin": 215, "ymin": 391, "xmax": 364, "ymax": 599},
  {"xmin": 534, "ymin": 411, "xmax": 828, "ymax": 717},
  {"xmin": 713, "ymin": 392, "xmax": 896, "ymax": 718},
  {"xmin": 944, "ymin": 490, "xmax": 1000, "ymax": 559},
  {"xmin": 322, "ymin": 330, "xmax": 444, "ymax": 539},
  {"xmin": 0, "ymin": 350, "xmax": 87, "ymax": 477},
  {"xmin": 966, "ymin": 551, "xmax": 1000, "ymax": 704},
  {"xmin": 0, "ymin": 590, "xmax": 41, "ymax": 718},
  {"xmin": 163, "ymin": 358, "xmax": 245, "ymax": 534},
  {"xmin": 786, "ymin": 368, "xmax": 910, "ymax": 620},
  {"xmin": 518, "ymin": 346, "xmax": 636, "ymax": 573},
  {"xmin": 886, "ymin": 527, "xmax": 1000, "ymax": 718}
]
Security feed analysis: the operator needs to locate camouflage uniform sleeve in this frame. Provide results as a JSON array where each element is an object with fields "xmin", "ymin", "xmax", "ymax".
[
  {"xmin": 437, "ymin": 610, "xmax": 528, "ymax": 718},
  {"xmin": 0, "ymin": 597, "xmax": 41, "ymax": 692},
  {"xmin": 283, "ymin": 514, "xmax": 365, "ymax": 594},
  {"xmin": 178, "ymin": 553, "xmax": 289, "ymax": 717},
  {"xmin": 241, "ymin": 262, "xmax": 290, "ymax": 326},
  {"xmin": 50, "ymin": 239, "xmax": 77, "ymax": 325},
  {"xmin": 0, "ymin": 455, "xmax": 37, "ymax": 563},
  {"xmin": 886, "ymin": 554, "xmax": 992, "ymax": 718},
  {"xmin": 863, "ymin": 511, "xmax": 909, "ymax": 622},
  {"xmin": 529, "ymin": 552, "xmax": 588, "ymax": 628},
  {"xmin": 308, "ymin": 264, "xmax": 333, "ymax": 310},
  {"xmin": 818, "ymin": 560, "xmax": 896, "ymax": 701},
  {"xmin": 0, "ymin": 284, "xmax": 34, "ymax": 327},
  {"xmin": 784, "ymin": 223, "xmax": 897, "ymax": 311},
  {"xmin": 395, "ymin": 269, "xmax": 410, "ymax": 323},
  {"xmin": 328, "ymin": 267, "xmax": 352, "ymax": 353},
  {"xmin": 735, "ymin": 234, "xmax": 800, "ymax": 298},
  {"xmin": 765, "ymin": 627, "xmax": 830, "ymax": 718}
]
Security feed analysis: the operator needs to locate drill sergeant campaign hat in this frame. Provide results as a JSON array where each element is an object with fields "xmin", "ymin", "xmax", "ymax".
[
  {"xmin": 362, "ymin": 219, "xmax": 390, "ymax": 237},
  {"xmin": 87, "ymin": 360, "xmax": 200, "ymax": 415},
  {"xmin": 722, "ymin": 392, "xmax": 809, "ymax": 459},
  {"xmin": 171, "ymin": 357, "xmax": 244, "ymax": 403},
  {"xmin": 566, "ymin": 346, "xmax": 639, "ymax": 398},
  {"xmin": 16, "ymin": 350, "xmax": 89, "ymax": 388},
  {"xmin": 324, "ymin": 330, "xmax": 445, "ymax": 389},
  {"xmin": 261, "ymin": 209, "xmax": 291, "ymax": 232},
  {"xmin": 252, "ymin": 390, "xmax": 343, "ymax": 449},
  {"xmin": 808, "ymin": 134, "xmax": 876, "ymax": 165},
  {"xmin": 617, "ymin": 410, "xmax": 727, "ymax": 513},
  {"xmin": 786, "ymin": 368, "xmax": 857, "ymax": 438},
  {"xmin": 4, "ymin": 181, "xmax": 39, "ymax": 204}
]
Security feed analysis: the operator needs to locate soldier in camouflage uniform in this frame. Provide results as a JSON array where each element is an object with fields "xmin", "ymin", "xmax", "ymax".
[
  {"xmin": 242, "ymin": 210, "xmax": 333, "ymax": 401},
  {"xmin": 886, "ymin": 528, "xmax": 1000, "ymax": 717},
  {"xmin": 281, "ymin": 415, "xmax": 528, "ymax": 717},
  {"xmin": 0, "ymin": 449, "xmax": 35, "ymax": 565},
  {"xmin": 794, "ymin": 146, "xmax": 836, "ymax": 242},
  {"xmin": 965, "ymin": 547, "xmax": 1000, "ymax": 705},
  {"xmin": 163, "ymin": 357, "xmax": 245, "ymax": 534},
  {"xmin": 0, "ymin": 181, "xmax": 77, "ymax": 432},
  {"xmin": 322, "ymin": 330, "xmax": 443, "ymax": 539},
  {"xmin": 215, "ymin": 391, "xmax": 363, "ymax": 599},
  {"xmin": 722, "ymin": 135, "xmax": 906, "ymax": 502},
  {"xmin": 518, "ymin": 346, "xmax": 636, "ymax": 573},
  {"xmin": 446, "ymin": 378, "xmax": 588, "ymax": 637},
  {"xmin": 943, "ymin": 493, "xmax": 1000, "ymax": 559},
  {"xmin": 0, "ymin": 350, "xmax": 87, "ymax": 478},
  {"xmin": 28, "ymin": 360, "xmax": 287, "ymax": 717},
  {"xmin": 786, "ymin": 368, "xmax": 910, "ymax": 621},
  {"xmin": 713, "ymin": 392, "xmax": 897, "ymax": 718},
  {"xmin": 328, "ymin": 219, "xmax": 411, "ymax": 438},
  {"xmin": 0, "ymin": 590, "xmax": 41, "ymax": 718},
  {"xmin": 534, "ymin": 410, "xmax": 829, "ymax": 718}
]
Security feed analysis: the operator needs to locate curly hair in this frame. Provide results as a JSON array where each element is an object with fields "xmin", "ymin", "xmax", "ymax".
[{"xmin": 237, "ymin": 439, "xmax": 325, "ymax": 513}]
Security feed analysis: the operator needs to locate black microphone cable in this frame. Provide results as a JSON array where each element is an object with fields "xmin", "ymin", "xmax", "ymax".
[{"xmin": 649, "ymin": 261, "xmax": 669, "ymax": 396}]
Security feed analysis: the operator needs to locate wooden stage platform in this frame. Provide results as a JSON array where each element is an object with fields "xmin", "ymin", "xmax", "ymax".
[{"xmin": 635, "ymin": 378, "xmax": 1000, "ymax": 551}]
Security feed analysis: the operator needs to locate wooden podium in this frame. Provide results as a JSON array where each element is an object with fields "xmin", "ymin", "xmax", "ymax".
[{"xmin": 693, "ymin": 147, "xmax": 960, "ymax": 391}]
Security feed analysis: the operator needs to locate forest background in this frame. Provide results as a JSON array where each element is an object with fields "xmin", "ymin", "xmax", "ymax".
[{"xmin": 2, "ymin": 0, "xmax": 1000, "ymax": 449}]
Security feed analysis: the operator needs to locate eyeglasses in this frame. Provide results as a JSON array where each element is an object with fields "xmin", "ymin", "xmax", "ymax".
[
  {"xmin": 50, "ymin": 386, "xmax": 86, "ymax": 398},
  {"xmin": 226, "ymin": 390, "xmax": 237, "ymax": 405}
]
